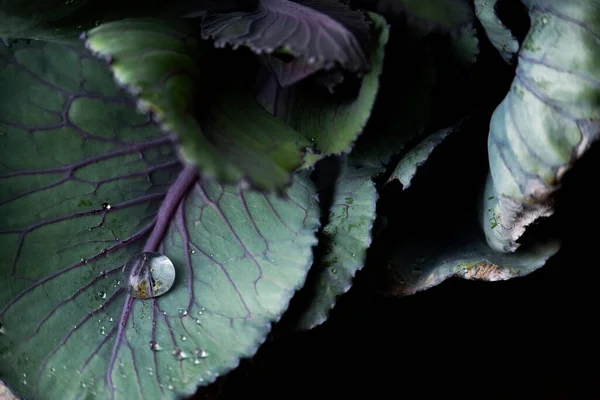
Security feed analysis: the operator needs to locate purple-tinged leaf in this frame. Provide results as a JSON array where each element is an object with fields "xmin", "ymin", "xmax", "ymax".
[{"xmin": 201, "ymin": 0, "xmax": 370, "ymax": 78}]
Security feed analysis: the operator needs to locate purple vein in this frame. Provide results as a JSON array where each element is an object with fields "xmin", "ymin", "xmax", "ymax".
[
  {"xmin": 0, "ymin": 222, "xmax": 154, "ymax": 316},
  {"xmin": 125, "ymin": 339, "xmax": 144, "ymax": 400},
  {"xmin": 79, "ymin": 325, "xmax": 118, "ymax": 372},
  {"xmin": 35, "ymin": 266, "xmax": 122, "ymax": 333},
  {"xmin": 105, "ymin": 165, "xmax": 198, "ymax": 399},
  {"xmin": 33, "ymin": 288, "xmax": 124, "ymax": 396}
]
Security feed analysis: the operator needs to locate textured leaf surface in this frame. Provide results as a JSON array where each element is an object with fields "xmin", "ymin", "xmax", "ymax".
[
  {"xmin": 483, "ymin": 0, "xmax": 600, "ymax": 252},
  {"xmin": 295, "ymin": 163, "xmax": 379, "ymax": 330},
  {"xmin": 385, "ymin": 225, "xmax": 560, "ymax": 296},
  {"xmin": 474, "ymin": 0, "xmax": 519, "ymax": 63},
  {"xmin": 84, "ymin": 19, "xmax": 309, "ymax": 190},
  {"xmin": 0, "ymin": 41, "xmax": 320, "ymax": 400},
  {"xmin": 386, "ymin": 127, "xmax": 453, "ymax": 189},
  {"xmin": 201, "ymin": 0, "xmax": 369, "ymax": 75},
  {"xmin": 280, "ymin": 13, "xmax": 388, "ymax": 167}
]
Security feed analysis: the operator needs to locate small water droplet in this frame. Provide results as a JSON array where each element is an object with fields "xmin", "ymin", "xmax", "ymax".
[
  {"xmin": 109, "ymin": 317, "xmax": 114, "ymax": 322},
  {"xmin": 180, "ymin": 335, "xmax": 187, "ymax": 341},
  {"xmin": 80, "ymin": 257, "xmax": 87, "ymax": 263},
  {"xmin": 542, "ymin": 16, "xmax": 548, "ymax": 24},
  {"xmin": 195, "ymin": 319, "xmax": 201, "ymax": 325},
  {"xmin": 81, "ymin": 382, "xmax": 87, "ymax": 388},
  {"xmin": 98, "ymin": 292, "xmax": 106, "ymax": 299},
  {"xmin": 193, "ymin": 358, "xmax": 201, "ymax": 364},
  {"xmin": 22, "ymin": 373, "xmax": 26, "ymax": 378},
  {"xmin": 100, "ymin": 327, "xmax": 106, "ymax": 335},
  {"xmin": 195, "ymin": 349, "xmax": 208, "ymax": 359},
  {"xmin": 22, "ymin": 380, "xmax": 27, "ymax": 385},
  {"xmin": 172, "ymin": 348, "xmax": 188, "ymax": 360},
  {"xmin": 51, "ymin": 367, "xmax": 56, "ymax": 372},
  {"xmin": 102, "ymin": 203, "xmax": 111, "ymax": 210},
  {"xmin": 114, "ymin": 236, "xmax": 120, "ymax": 241},
  {"xmin": 197, "ymin": 310, "xmax": 203, "ymax": 316},
  {"xmin": 167, "ymin": 385, "xmax": 174, "ymax": 390},
  {"xmin": 149, "ymin": 371, "xmax": 154, "ymax": 376},
  {"xmin": 0, "ymin": 322, "xmax": 5, "ymax": 335},
  {"xmin": 149, "ymin": 341, "xmax": 162, "ymax": 351},
  {"xmin": 189, "ymin": 249, "xmax": 195, "ymax": 254},
  {"xmin": 100, "ymin": 248, "xmax": 107, "ymax": 255},
  {"xmin": 178, "ymin": 309, "xmax": 187, "ymax": 316},
  {"xmin": 331, "ymin": 268, "xmax": 337, "ymax": 274},
  {"xmin": 123, "ymin": 252, "xmax": 175, "ymax": 299}
]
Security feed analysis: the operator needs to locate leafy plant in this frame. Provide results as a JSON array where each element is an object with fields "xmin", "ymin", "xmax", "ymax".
[{"xmin": 0, "ymin": 0, "xmax": 598, "ymax": 398}]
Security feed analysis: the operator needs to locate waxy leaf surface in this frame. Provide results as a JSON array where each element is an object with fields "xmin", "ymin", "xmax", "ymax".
[
  {"xmin": 0, "ymin": 41, "xmax": 320, "ymax": 400},
  {"xmin": 474, "ymin": 0, "xmax": 519, "ymax": 63},
  {"xmin": 483, "ymin": 0, "xmax": 600, "ymax": 252}
]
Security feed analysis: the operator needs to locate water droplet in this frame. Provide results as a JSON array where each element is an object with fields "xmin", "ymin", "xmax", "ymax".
[
  {"xmin": 122, "ymin": 252, "xmax": 175, "ymax": 299},
  {"xmin": 98, "ymin": 292, "xmax": 106, "ymax": 299},
  {"xmin": 22, "ymin": 373, "xmax": 26, "ymax": 377},
  {"xmin": 22, "ymin": 380, "xmax": 27, "ymax": 385},
  {"xmin": 51, "ymin": 367, "xmax": 56, "ymax": 372},
  {"xmin": 542, "ymin": 16, "xmax": 548, "ymax": 24},
  {"xmin": 189, "ymin": 249, "xmax": 195, "ymax": 254},
  {"xmin": 178, "ymin": 309, "xmax": 187, "ymax": 316},
  {"xmin": 0, "ymin": 322, "xmax": 5, "ymax": 335},
  {"xmin": 172, "ymin": 348, "xmax": 188, "ymax": 360},
  {"xmin": 81, "ymin": 382, "xmax": 87, "ymax": 388},
  {"xmin": 195, "ymin": 319, "xmax": 201, "ymax": 325},
  {"xmin": 331, "ymin": 268, "xmax": 337, "ymax": 274},
  {"xmin": 197, "ymin": 310, "xmax": 203, "ymax": 316},
  {"xmin": 109, "ymin": 317, "xmax": 114, "ymax": 322},
  {"xmin": 195, "ymin": 348, "xmax": 208, "ymax": 359},
  {"xmin": 102, "ymin": 203, "xmax": 111, "ymax": 210},
  {"xmin": 167, "ymin": 385, "xmax": 174, "ymax": 390},
  {"xmin": 193, "ymin": 358, "xmax": 201, "ymax": 364},
  {"xmin": 80, "ymin": 257, "xmax": 87, "ymax": 263},
  {"xmin": 100, "ymin": 327, "xmax": 106, "ymax": 335},
  {"xmin": 180, "ymin": 335, "xmax": 187, "ymax": 341},
  {"xmin": 100, "ymin": 248, "xmax": 107, "ymax": 255},
  {"xmin": 149, "ymin": 371, "xmax": 154, "ymax": 376},
  {"xmin": 149, "ymin": 341, "xmax": 162, "ymax": 351}
]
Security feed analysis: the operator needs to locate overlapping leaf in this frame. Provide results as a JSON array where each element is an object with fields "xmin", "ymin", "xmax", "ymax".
[
  {"xmin": 295, "ymin": 162, "xmax": 380, "ymax": 330},
  {"xmin": 483, "ymin": 0, "xmax": 600, "ymax": 252},
  {"xmin": 276, "ymin": 12, "xmax": 389, "ymax": 167},
  {"xmin": 201, "ymin": 0, "xmax": 370, "ymax": 78},
  {"xmin": 0, "ymin": 41, "xmax": 320, "ymax": 400},
  {"xmin": 474, "ymin": 0, "xmax": 519, "ymax": 64},
  {"xmin": 84, "ymin": 19, "xmax": 309, "ymax": 190}
]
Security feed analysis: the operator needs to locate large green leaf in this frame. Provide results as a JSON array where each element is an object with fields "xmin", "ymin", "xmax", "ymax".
[
  {"xmin": 0, "ymin": 41, "xmax": 320, "ymax": 400},
  {"xmin": 278, "ymin": 12, "xmax": 389, "ymax": 167},
  {"xmin": 200, "ymin": 0, "xmax": 370, "ymax": 76},
  {"xmin": 295, "ymin": 162, "xmax": 380, "ymax": 330},
  {"xmin": 84, "ymin": 19, "xmax": 309, "ymax": 190},
  {"xmin": 483, "ymin": 0, "xmax": 600, "ymax": 252},
  {"xmin": 474, "ymin": 0, "xmax": 519, "ymax": 63}
]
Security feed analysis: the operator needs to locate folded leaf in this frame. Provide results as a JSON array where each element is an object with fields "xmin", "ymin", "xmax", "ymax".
[
  {"xmin": 385, "ymin": 225, "xmax": 560, "ymax": 296},
  {"xmin": 483, "ymin": 0, "xmax": 600, "ymax": 252},
  {"xmin": 386, "ymin": 127, "xmax": 454, "ymax": 189},
  {"xmin": 474, "ymin": 0, "xmax": 519, "ymax": 64},
  {"xmin": 201, "ymin": 0, "xmax": 370, "ymax": 76},
  {"xmin": 295, "ymin": 162, "xmax": 380, "ymax": 330},
  {"xmin": 0, "ymin": 41, "xmax": 320, "ymax": 400},
  {"xmin": 84, "ymin": 19, "xmax": 309, "ymax": 190},
  {"xmin": 277, "ymin": 12, "xmax": 389, "ymax": 167}
]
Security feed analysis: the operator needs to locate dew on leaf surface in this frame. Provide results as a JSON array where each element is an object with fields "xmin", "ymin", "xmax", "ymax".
[{"xmin": 122, "ymin": 252, "xmax": 175, "ymax": 299}]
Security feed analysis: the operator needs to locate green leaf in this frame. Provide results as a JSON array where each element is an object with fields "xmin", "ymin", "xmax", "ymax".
[
  {"xmin": 295, "ymin": 162, "xmax": 380, "ymax": 330},
  {"xmin": 279, "ymin": 12, "xmax": 389, "ymax": 167},
  {"xmin": 0, "ymin": 41, "xmax": 320, "ymax": 400},
  {"xmin": 386, "ymin": 127, "xmax": 454, "ymax": 189},
  {"xmin": 0, "ymin": 1, "xmax": 256, "ymax": 42},
  {"xmin": 201, "ymin": 0, "xmax": 370, "ymax": 75},
  {"xmin": 351, "ymin": 32, "xmax": 436, "ymax": 167},
  {"xmin": 483, "ymin": 0, "xmax": 600, "ymax": 252},
  {"xmin": 384, "ymin": 225, "xmax": 560, "ymax": 296},
  {"xmin": 359, "ymin": 0, "xmax": 473, "ymax": 32},
  {"xmin": 474, "ymin": 0, "xmax": 519, "ymax": 64},
  {"xmin": 84, "ymin": 19, "xmax": 309, "ymax": 190},
  {"xmin": 449, "ymin": 26, "xmax": 480, "ymax": 68}
]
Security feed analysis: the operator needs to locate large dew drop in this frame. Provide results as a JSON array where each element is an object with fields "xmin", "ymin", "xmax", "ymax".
[{"xmin": 122, "ymin": 252, "xmax": 175, "ymax": 299}]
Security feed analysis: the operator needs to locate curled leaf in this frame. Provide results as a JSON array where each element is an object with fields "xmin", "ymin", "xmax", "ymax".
[
  {"xmin": 483, "ymin": 0, "xmax": 600, "ymax": 252},
  {"xmin": 474, "ymin": 0, "xmax": 519, "ymax": 63},
  {"xmin": 84, "ymin": 19, "xmax": 309, "ymax": 190},
  {"xmin": 201, "ymin": 0, "xmax": 370, "ymax": 75}
]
